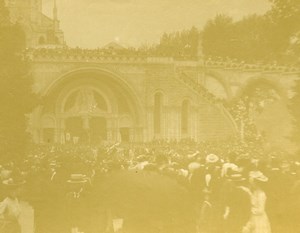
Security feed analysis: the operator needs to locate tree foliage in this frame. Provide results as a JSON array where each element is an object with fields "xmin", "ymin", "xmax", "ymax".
[
  {"xmin": 140, "ymin": 27, "xmax": 200, "ymax": 58},
  {"xmin": 289, "ymin": 79, "xmax": 300, "ymax": 152},
  {"xmin": 201, "ymin": 0, "xmax": 300, "ymax": 63},
  {"xmin": 0, "ymin": 0, "xmax": 9, "ymax": 26},
  {"xmin": 0, "ymin": 1, "xmax": 37, "ymax": 163},
  {"xmin": 136, "ymin": 0, "xmax": 300, "ymax": 64},
  {"xmin": 202, "ymin": 15, "xmax": 235, "ymax": 58}
]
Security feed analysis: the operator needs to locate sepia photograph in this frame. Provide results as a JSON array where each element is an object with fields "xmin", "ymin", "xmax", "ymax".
[{"xmin": 0, "ymin": 0, "xmax": 300, "ymax": 232}]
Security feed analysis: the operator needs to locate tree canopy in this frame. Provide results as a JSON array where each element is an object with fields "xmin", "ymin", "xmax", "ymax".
[
  {"xmin": 0, "ymin": 0, "xmax": 37, "ymax": 163},
  {"xmin": 137, "ymin": 27, "xmax": 200, "ymax": 58},
  {"xmin": 147, "ymin": 0, "xmax": 300, "ymax": 64},
  {"xmin": 201, "ymin": 0, "xmax": 300, "ymax": 63},
  {"xmin": 289, "ymin": 79, "xmax": 300, "ymax": 156}
]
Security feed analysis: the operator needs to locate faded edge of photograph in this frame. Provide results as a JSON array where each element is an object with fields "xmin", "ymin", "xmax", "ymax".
[{"xmin": 0, "ymin": 0, "xmax": 300, "ymax": 233}]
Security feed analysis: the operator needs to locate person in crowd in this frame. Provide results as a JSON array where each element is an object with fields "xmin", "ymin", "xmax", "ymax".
[
  {"xmin": 0, "ymin": 177, "xmax": 25, "ymax": 233},
  {"xmin": 198, "ymin": 188, "xmax": 213, "ymax": 233},
  {"xmin": 223, "ymin": 171, "xmax": 251, "ymax": 233},
  {"xmin": 65, "ymin": 174, "xmax": 89, "ymax": 233},
  {"xmin": 3, "ymin": 139, "xmax": 300, "ymax": 233},
  {"xmin": 243, "ymin": 171, "xmax": 271, "ymax": 233},
  {"xmin": 289, "ymin": 169, "xmax": 300, "ymax": 232}
]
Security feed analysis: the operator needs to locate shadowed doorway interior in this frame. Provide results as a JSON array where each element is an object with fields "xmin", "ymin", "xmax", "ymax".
[
  {"xmin": 120, "ymin": 127, "xmax": 130, "ymax": 143},
  {"xmin": 90, "ymin": 117, "xmax": 107, "ymax": 145}
]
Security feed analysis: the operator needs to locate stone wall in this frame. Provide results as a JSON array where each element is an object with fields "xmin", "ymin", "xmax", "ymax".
[{"xmin": 29, "ymin": 57, "xmax": 238, "ymax": 143}]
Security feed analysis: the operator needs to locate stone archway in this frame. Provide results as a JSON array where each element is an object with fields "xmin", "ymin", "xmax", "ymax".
[
  {"xmin": 35, "ymin": 69, "xmax": 144, "ymax": 144},
  {"xmin": 61, "ymin": 86, "xmax": 112, "ymax": 145},
  {"xmin": 203, "ymin": 70, "xmax": 231, "ymax": 100},
  {"xmin": 237, "ymin": 78, "xmax": 295, "ymax": 152}
]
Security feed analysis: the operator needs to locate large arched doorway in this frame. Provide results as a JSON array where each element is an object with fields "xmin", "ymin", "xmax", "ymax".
[
  {"xmin": 62, "ymin": 87, "xmax": 109, "ymax": 145},
  {"xmin": 38, "ymin": 69, "xmax": 143, "ymax": 144}
]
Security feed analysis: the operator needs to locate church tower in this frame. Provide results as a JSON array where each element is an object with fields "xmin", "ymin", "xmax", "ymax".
[
  {"xmin": 5, "ymin": 0, "xmax": 65, "ymax": 47},
  {"xmin": 30, "ymin": 0, "xmax": 43, "ymax": 25},
  {"xmin": 47, "ymin": 0, "xmax": 64, "ymax": 45},
  {"xmin": 53, "ymin": 0, "xmax": 59, "ymax": 31},
  {"xmin": 53, "ymin": 0, "xmax": 57, "ymax": 20}
]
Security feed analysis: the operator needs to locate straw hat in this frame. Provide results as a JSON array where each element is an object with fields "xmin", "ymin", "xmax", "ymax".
[
  {"xmin": 229, "ymin": 173, "xmax": 246, "ymax": 182},
  {"xmin": 249, "ymin": 171, "xmax": 268, "ymax": 182},
  {"xmin": 188, "ymin": 162, "xmax": 201, "ymax": 173},
  {"xmin": 67, "ymin": 174, "xmax": 88, "ymax": 184},
  {"xmin": 206, "ymin": 154, "xmax": 219, "ymax": 164}
]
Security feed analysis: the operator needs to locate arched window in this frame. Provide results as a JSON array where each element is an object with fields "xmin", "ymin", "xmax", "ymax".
[
  {"xmin": 39, "ymin": 36, "xmax": 45, "ymax": 45},
  {"xmin": 181, "ymin": 100, "xmax": 189, "ymax": 134},
  {"xmin": 54, "ymin": 36, "xmax": 59, "ymax": 44},
  {"xmin": 154, "ymin": 93, "xmax": 163, "ymax": 134}
]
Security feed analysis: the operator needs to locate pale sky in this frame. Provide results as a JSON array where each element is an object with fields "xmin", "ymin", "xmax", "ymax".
[{"xmin": 43, "ymin": 0, "xmax": 271, "ymax": 48}]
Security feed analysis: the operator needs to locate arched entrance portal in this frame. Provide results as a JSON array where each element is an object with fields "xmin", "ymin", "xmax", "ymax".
[
  {"xmin": 37, "ymin": 69, "xmax": 143, "ymax": 144},
  {"xmin": 62, "ymin": 87, "xmax": 109, "ymax": 145}
]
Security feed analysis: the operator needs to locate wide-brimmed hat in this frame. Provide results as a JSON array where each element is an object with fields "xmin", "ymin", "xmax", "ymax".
[
  {"xmin": 49, "ymin": 161, "xmax": 58, "ymax": 167},
  {"xmin": 281, "ymin": 161, "xmax": 290, "ymax": 168},
  {"xmin": 229, "ymin": 173, "xmax": 246, "ymax": 182},
  {"xmin": 2, "ymin": 178, "xmax": 26, "ymax": 186},
  {"xmin": 188, "ymin": 162, "xmax": 201, "ymax": 172},
  {"xmin": 249, "ymin": 171, "xmax": 268, "ymax": 182},
  {"xmin": 187, "ymin": 151, "xmax": 200, "ymax": 159},
  {"xmin": 206, "ymin": 154, "xmax": 219, "ymax": 164},
  {"xmin": 67, "ymin": 174, "xmax": 88, "ymax": 184},
  {"xmin": 221, "ymin": 162, "xmax": 239, "ymax": 177}
]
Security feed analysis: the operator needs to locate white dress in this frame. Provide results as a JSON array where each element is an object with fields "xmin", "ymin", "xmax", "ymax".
[
  {"xmin": 0, "ymin": 197, "xmax": 21, "ymax": 233},
  {"xmin": 244, "ymin": 189, "xmax": 271, "ymax": 233}
]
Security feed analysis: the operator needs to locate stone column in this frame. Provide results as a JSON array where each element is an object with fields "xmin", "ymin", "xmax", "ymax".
[
  {"xmin": 129, "ymin": 128, "xmax": 135, "ymax": 142},
  {"xmin": 107, "ymin": 116, "xmax": 119, "ymax": 143},
  {"xmin": 54, "ymin": 126, "xmax": 59, "ymax": 144},
  {"xmin": 39, "ymin": 128, "xmax": 44, "ymax": 144},
  {"xmin": 57, "ymin": 116, "xmax": 65, "ymax": 144},
  {"xmin": 82, "ymin": 116, "xmax": 89, "ymax": 130},
  {"xmin": 146, "ymin": 106, "xmax": 154, "ymax": 142},
  {"xmin": 167, "ymin": 106, "xmax": 180, "ymax": 141},
  {"xmin": 192, "ymin": 106, "xmax": 198, "ymax": 141}
]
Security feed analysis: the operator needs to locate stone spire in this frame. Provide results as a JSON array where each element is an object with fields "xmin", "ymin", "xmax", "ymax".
[
  {"xmin": 53, "ymin": 0, "xmax": 58, "ymax": 21},
  {"xmin": 53, "ymin": 0, "xmax": 60, "ymax": 32}
]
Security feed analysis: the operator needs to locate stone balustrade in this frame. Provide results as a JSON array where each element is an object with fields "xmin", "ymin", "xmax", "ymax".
[
  {"xmin": 204, "ymin": 59, "xmax": 300, "ymax": 73},
  {"xmin": 24, "ymin": 48, "xmax": 300, "ymax": 73}
]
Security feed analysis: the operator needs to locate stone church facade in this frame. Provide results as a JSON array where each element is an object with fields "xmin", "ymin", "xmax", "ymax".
[
  {"xmin": 28, "ymin": 58, "xmax": 237, "ymax": 144},
  {"xmin": 4, "ymin": 0, "xmax": 236, "ymax": 144},
  {"xmin": 7, "ymin": 0, "xmax": 300, "ymax": 148}
]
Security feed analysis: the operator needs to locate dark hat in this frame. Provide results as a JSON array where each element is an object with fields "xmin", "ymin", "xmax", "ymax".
[{"xmin": 2, "ymin": 178, "xmax": 26, "ymax": 186}]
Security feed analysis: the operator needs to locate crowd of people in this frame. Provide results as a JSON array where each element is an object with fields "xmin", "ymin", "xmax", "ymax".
[
  {"xmin": 23, "ymin": 46, "xmax": 300, "ymax": 73},
  {"xmin": 0, "ymin": 139, "xmax": 300, "ymax": 233},
  {"xmin": 24, "ymin": 47, "xmax": 151, "ymax": 60},
  {"xmin": 204, "ymin": 57, "xmax": 300, "ymax": 72}
]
